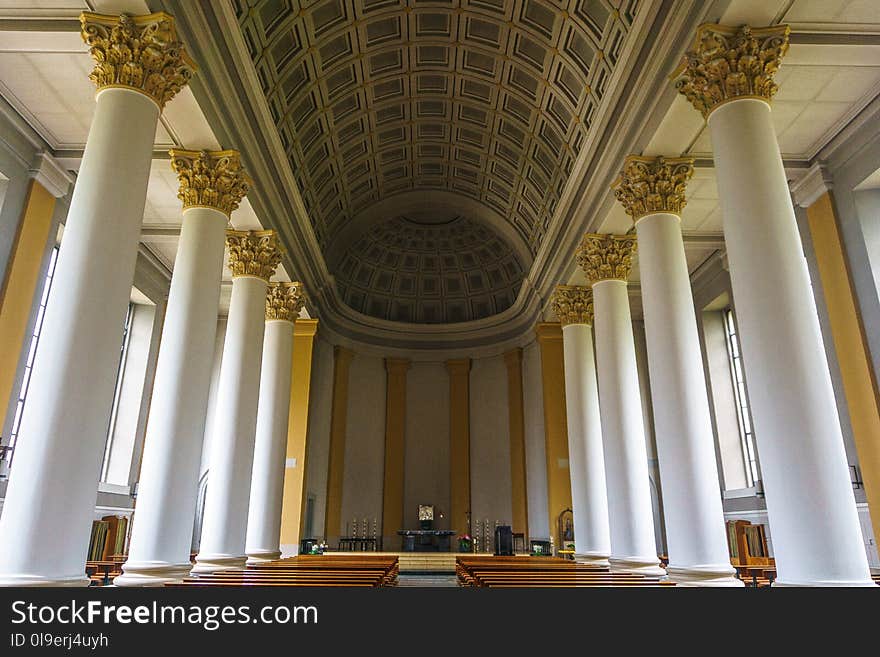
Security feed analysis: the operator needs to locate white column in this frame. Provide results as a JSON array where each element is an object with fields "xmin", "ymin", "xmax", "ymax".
[
  {"xmin": 553, "ymin": 285, "xmax": 611, "ymax": 566},
  {"xmin": 245, "ymin": 282, "xmax": 304, "ymax": 563},
  {"xmin": 117, "ymin": 151, "xmax": 249, "ymax": 586},
  {"xmin": 246, "ymin": 316, "xmax": 295, "ymax": 563},
  {"xmin": 590, "ymin": 274, "xmax": 663, "ymax": 575},
  {"xmin": 708, "ymin": 100, "xmax": 872, "ymax": 586},
  {"xmin": 675, "ymin": 23, "xmax": 872, "ymax": 585},
  {"xmin": 609, "ymin": 155, "xmax": 739, "ymax": 586},
  {"xmin": 635, "ymin": 211, "xmax": 740, "ymax": 586},
  {"xmin": 0, "ymin": 13, "xmax": 193, "ymax": 586},
  {"xmin": 561, "ymin": 321, "xmax": 612, "ymax": 566},
  {"xmin": 194, "ymin": 231, "xmax": 280, "ymax": 573}
]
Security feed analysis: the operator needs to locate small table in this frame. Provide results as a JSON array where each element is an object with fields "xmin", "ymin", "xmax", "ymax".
[{"xmin": 398, "ymin": 530, "xmax": 456, "ymax": 552}]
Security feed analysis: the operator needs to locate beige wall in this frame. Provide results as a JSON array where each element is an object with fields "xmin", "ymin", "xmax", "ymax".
[
  {"xmin": 339, "ymin": 353, "xmax": 386, "ymax": 536},
  {"xmin": 403, "ymin": 362, "xmax": 450, "ymax": 535},
  {"xmin": 469, "ymin": 354, "xmax": 513, "ymax": 532}
]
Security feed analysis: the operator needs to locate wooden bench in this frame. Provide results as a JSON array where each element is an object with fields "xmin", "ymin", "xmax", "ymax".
[
  {"xmin": 456, "ymin": 555, "xmax": 674, "ymax": 588},
  {"xmin": 170, "ymin": 555, "xmax": 399, "ymax": 588}
]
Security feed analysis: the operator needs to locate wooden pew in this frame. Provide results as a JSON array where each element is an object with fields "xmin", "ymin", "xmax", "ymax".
[
  {"xmin": 456, "ymin": 555, "xmax": 674, "ymax": 588},
  {"xmin": 170, "ymin": 554, "xmax": 399, "ymax": 588}
]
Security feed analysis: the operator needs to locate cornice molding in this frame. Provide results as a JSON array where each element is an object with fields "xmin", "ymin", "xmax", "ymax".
[
  {"xmin": 28, "ymin": 151, "xmax": 73, "ymax": 198},
  {"xmin": 790, "ymin": 163, "xmax": 833, "ymax": 208}
]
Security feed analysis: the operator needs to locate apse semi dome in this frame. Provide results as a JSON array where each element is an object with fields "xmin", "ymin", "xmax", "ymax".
[{"xmin": 333, "ymin": 215, "xmax": 525, "ymax": 324}]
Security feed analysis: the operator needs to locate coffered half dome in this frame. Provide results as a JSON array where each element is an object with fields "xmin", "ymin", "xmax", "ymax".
[{"xmin": 333, "ymin": 214, "xmax": 526, "ymax": 324}]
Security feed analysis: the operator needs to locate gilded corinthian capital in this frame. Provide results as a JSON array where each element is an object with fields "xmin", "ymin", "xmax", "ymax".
[
  {"xmin": 170, "ymin": 149, "xmax": 251, "ymax": 216},
  {"xmin": 552, "ymin": 285, "xmax": 594, "ymax": 326},
  {"xmin": 612, "ymin": 156, "xmax": 694, "ymax": 220},
  {"xmin": 576, "ymin": 234, "xmax": 637, "ymax": 284},
  {"xmin": 80, "ymin": 12, "xmax": 196, "ymax": 109},
  {"xmin": 226, "ymin": 230, "xmax": 283, "ymax": 282},
  {"xmin": 266, "ymin": 282, "xmax": 306, "ymax": 322},
  {"xmin": 674, "ymin": 23, "xmax": 790, "ymax": 118}
]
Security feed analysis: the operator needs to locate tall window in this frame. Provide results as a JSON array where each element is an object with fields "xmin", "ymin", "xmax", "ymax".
[
  {"xmin": 4, "ymin": 246, "xmax": 59, "ymax": 467},
  {"xmin": 100, "ymin": 303, "xmax": 134, "ymax": 483},
  {"xmin": 723, "ymin": 308, "xmax": 759, "ymax": 486}
]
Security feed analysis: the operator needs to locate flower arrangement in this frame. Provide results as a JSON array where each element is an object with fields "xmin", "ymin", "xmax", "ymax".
[{"xmin": 457, "ymin": 534, "xmax": 473, "ymax": 553}]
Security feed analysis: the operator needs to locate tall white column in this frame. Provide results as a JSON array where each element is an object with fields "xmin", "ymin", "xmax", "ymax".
[
  {"xmin": 193, "ymin": 231, "xmax": 281, "ymax": 573},
  {"xmin": 245, "ymin": 283, "xmax": 305, "ymax": 563},
  {"xmin": 116, "ymin": 151, "xmax": 250, "ymax": 586},
  {"xmin": 613, "ymin": 156, "xmax": 740, "ymax": 586},
  {"xmin": 676, "ymin": 24, "xmax": 873, "ymax": 586},
  {"xmin": 0, "ymin": 13, "xmax": 193, "ymax": 587},
  {"xmin": 553, "ymin": 286, "xmax": 611, "ymax": 566},
  {"xmin": 578, "ymin": 235, "xmax": 663, "ymax": 576}
]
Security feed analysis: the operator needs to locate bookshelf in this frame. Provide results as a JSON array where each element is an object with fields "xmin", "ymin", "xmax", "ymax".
[
  {"xmin": 87, "ymin": 515, "xmax": 129, "ymax": 561},
  {"xmin": 726, "ymin": 519, "xmax": 772, "ymax": 566}
]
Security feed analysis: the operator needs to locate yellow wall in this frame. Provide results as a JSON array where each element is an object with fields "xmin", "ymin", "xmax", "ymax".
[
  {"xmin": 381, "ymin": 358, "xmax": 409, "ymax": 548},
  {"xmin": 504, "ymin": 348, "xmax": 529, "ymax": 539},
  {"xmin": 278, "ymin": 318, "xmax": 317, "ymax": 551},
  {"xmin": 446, "ymin": 359, "xmax": 471, "ymax": 536},
  {"xmin": 535, "ymin": 323, "xmax": 572, "ymax": 544},
  {"xmin": 324, "ymin": 345, "xmax": 354, "ymax": 544},
  {"xmin": 805, "ymin": 191, "xmax": 880, "ymax": 549},
  {"xmin": 0, "ymin": 180, "xmax": 55, "ymax": 426}
]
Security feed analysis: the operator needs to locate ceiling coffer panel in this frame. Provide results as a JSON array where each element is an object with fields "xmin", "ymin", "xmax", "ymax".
[{"xmin": 235, "ymin": 0, "xmax": 638, "ymax": 253}]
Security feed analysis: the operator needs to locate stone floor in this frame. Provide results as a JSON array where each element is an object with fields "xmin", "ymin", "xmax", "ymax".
[{"xmin": 397, "ymin": 573, "xmax": 459, "ymax": 587}]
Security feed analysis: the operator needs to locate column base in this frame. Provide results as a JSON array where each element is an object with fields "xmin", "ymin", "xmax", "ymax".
[
  {"xmin": 574, "ymin": 553, "xmax": 611, "ymax": 567},
  {"xmin": 114, "ymin": 561, "xmax": 193, "ymax": 587},
  {"xmin": 0, "ymin": 573, "xmax": 90, "ymax": 587},
  {"xmin": 609, "ymin": 556, "xmax": 666, "ymax": 576},
  {"xmin": 246, "ymin": 550, "xmax": 282, "ymax": 565},
  {"xmin": 665, "ymin": 564, "xmax": 743, "ymax": 587},
  {"xmin": 191, "ymin": 553, "xmax": 247, "ymax": 574},
  {"xmin": 772, "ymin": 577, "xmax": 877, "ymax": 587}
]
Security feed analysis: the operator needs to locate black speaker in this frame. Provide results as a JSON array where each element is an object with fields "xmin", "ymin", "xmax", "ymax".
[{"xmin": 494, "ymin": 525, "xmax": 513, "ymax": 556}]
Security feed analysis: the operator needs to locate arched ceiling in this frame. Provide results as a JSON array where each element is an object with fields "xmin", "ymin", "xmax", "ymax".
[
  {"xmin": 333, "ymin": 214, "xmax": 525, "ymax": 323},
  {"xmin": 235, "ymin": 0, "xmax": 639, "ymax": 257}
]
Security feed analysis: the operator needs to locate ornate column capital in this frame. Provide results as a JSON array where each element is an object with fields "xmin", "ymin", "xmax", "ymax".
[
  {"xmin": 80, "ymin": 11, "xmax": 196, "ymax": 109},
  {"xmin": 612, "ymin": 156, "xmax": 694, "ymax": 220},
  {"xmin": 552, "ymin": 285, "xmax": 594, "ymax": 327},
  {"xmin": 170, "ymin": 149, "xmax": 251, "ymax": 217},
  {"xmin": 673, "ymin": 23, "xmax": 790, "ymax": 118},
  {"xmin": 265, "ymin": 282, "xmax": 306, "ymax": 322},
  {"xmin": 576, "ymin": 234, "xmax": 638, "ymax": 285},
  {"xmin": 226, "ymin": 230, "xmax": 283, "ymax": 282}
]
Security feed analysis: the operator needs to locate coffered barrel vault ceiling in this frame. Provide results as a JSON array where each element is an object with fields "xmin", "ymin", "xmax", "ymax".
[{"xmin": 234, "ymin": 0, "xmax": 639, "ymax": 322}]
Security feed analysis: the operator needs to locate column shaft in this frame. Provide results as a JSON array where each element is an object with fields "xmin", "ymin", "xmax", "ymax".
[
  {"xmin": 194, "ymin": 275, "xmax": 268, "ymax": 572},
  {"xmin": 246, "ymin": 319, "xmax": 295, "ymax": 563},
  {"xmin": 535, "ymin": 324, "xmax": 573, "ymax": 547},
  {"xmin": 561, "ymin": 324, "xmax": 611, "ymax": 565},
  {"xmin": 116, "ymin": 206, "xmax": 227, "ymax": 585},
  {"xmin": 279, "ymin": 319, "xmax": 318, "ymax": 555},
  {"xmin": 635, "ymin": 212, "xmax": 739, "ymax": 585},
  {"xmin": 0, "ymin": 89, "xmax": 159, "ymax": 586},
  {"xmin": 709, "ymin": 99, "xmax": 872, "ymax": 585},
  {"xmin": 592, "ymin": 280, "xmax": 663, "ymax": 575}
]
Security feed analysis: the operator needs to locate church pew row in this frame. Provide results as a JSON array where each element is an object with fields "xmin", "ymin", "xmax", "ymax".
[
  {"xmin": 456, "ymin": 556, "xmax": 675, "ymax": 588},
  {"xmin": 169, "ymin": 555, "xmax": 399, "ymax": 588}
]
